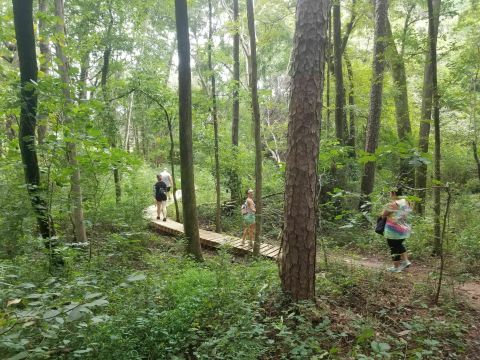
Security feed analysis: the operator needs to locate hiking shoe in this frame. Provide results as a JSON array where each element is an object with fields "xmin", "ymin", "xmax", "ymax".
[
  {"xmin": 399, "ymin": 260, "xmax": 411, "ymax": 271},
  {"xmin": 387, "ymin": 266, "xmax": 402, "ymax": 273},
  {"xmin": 156, "ymin": 216, "xmax": 160, "ymax": 220},
  {"xmin": 163, "ymin": 218, "xmax": 167, "ymax": 222}
]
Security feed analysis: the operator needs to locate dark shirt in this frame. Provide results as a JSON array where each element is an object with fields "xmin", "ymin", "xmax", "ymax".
[{"xmin": 153, "ymin": 181, "xmax": 168, "ymax": 201}]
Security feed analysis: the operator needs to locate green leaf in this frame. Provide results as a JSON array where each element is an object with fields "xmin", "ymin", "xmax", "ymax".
[
  {"xmin": 7, "ymin": 352, "xmax": 29, "ymax": 360},
  {"xmin": 85, "ymin": 299, "xmax": 109, "ymax": 308},
  {"xmin": 127, "ymin": 273, "xmax": 146, "ymax": 282},
  {"xmin": 371, "ymin": 341, "xmax": 391, "ymax": 354},
  {"xmin": 43, "ymin": 309, "xmax": 61, "ymax": 319},
  {"xmin": 85, "ymin": 292, "xmax": 103, "ymax": 300}
]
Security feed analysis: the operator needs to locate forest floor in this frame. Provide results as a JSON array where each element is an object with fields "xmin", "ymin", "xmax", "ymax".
[{"xmin": 337, "ymin": 255, "xmax": 480, "ymax": 311}]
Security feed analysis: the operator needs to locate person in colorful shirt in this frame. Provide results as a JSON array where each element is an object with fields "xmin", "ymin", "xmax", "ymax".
[
  {"xmin": 382, "ymin": 187, "xmax": 412, "ymax": 273},
  {"xmin": 241, "ymin": 189, "xmax": 256, "ymax": 247}
]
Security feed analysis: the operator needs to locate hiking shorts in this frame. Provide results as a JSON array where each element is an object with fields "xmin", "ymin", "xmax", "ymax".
[{"xmin": 243, "ymin": 213, "xmax": 255, "ymax": 225}]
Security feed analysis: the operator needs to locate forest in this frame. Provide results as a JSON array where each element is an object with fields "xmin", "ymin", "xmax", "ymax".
[{"xmin": 1, "ymin": 0, "xmax": 480, "ymax": 358}]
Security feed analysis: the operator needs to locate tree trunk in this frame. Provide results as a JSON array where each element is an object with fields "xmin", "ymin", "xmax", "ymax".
[
  {"xmin": 230, "ymin": 0, "xmax": 242, "ymax": 203},
  {"xmin": 333, "ymin": 1, "xmax": 346, "ymax": 144},
  {"xmin": 54, "ymin": 0, "xmax": 88, "ymax": 243},
  {"xmin": 325, "ymin": 6, "xmax": 332, "ymax": 133},
  {"xmin": 359, "ymin": 0, "xmax": 389, "ymax": 208},
  {"xmin": 344, "ymin": 51, "xmax": 356, "ymax": 152},
  {"xmin": 385, "ymin": 18, "xmax": 414, "ymax": 188},
  {"xmin": 12, "ymin": 0, "xmax": 59, "ymax": 260},
  {"xmin": 37, "ymin": 0, "xmax": 49, "ymax": 145},
  {"xmin": 232, "ymin": 0, "xmax": 240, "ymax": 147},
  {"xmin": 78, "ymin": 52, "xmax": 90, "ymax": 101},
  {"xmin": 100, "ymin": 42, "xmax": 122, "ymax": 204},
  {"xmin": 473, "ymin": 141, "xmax": 480, "ymax": 181},
  {"xmin": 281, "ymin": 0, "xmax": 329, "ymax": 301},
  {"xmin": 124, "ymin": 92, "xmax": 134, "ymax": 151},
  {"xmin": 246, "ymin": 0, "xmax": 263, "ymax": 256},
  {"xmin": 427, "ymin": 0, "xmax": 442, "ymax": 256},
  {"xmin": 175, "ymin": 0, "xmax": 203, "ymax": 261},
  {"xmin": 208, "ymin": 0, "xmax": 222, "ymax": 233},
  {"xmin": 416, "ymin": 0, "xmax": 440, "ymax": 215}
]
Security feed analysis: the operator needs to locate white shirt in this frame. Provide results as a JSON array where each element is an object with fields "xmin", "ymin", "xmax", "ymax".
[{"xmin": 160, "ymin": 171, "xmax": 171, "ymax": 187}]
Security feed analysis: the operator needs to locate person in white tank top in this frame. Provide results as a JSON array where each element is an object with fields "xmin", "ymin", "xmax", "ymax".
[{"xmin": 159, "ymin": 168, "xmax": 173, "ymax": 200}]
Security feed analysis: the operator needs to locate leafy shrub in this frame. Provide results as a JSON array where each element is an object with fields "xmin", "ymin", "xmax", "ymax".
[{"xmin": 464, "ymin": 178, "xmax": 480, "ymax": 194}]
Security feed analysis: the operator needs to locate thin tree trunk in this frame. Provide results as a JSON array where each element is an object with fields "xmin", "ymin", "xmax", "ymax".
[
  {"xmin": 175, "ymin": 0, "xmax": 203, "ymax": 261},
  {"xmin": 359, "ymin": 0, "xmax": 389, "ymax": 208},
  {"xmin": 385, "ymin": 18, "xmax": 414, "ymax": 188},
  {"xmin": 232, "ymin": 0, "xmax": 240, "ymax": 147},
  {"xmin": 326, "ymin": 6, "xmax": 332, "ymax": 133},
  {"xmin": 54, "ymin": 0, "xmax": 88, "ymax": 243},
  {"xmin": 78, "ymin": 52, "xmax": 89, "ymax": 101},
  {"xmin": 165, "ymin": 34, "xmax": 177, "ymax": 86},
  {"xmin": 101, "ymin": 42, "xmax": 122, "ymax": 204},
  {"xmin": 12, "ymin": 0, "xmax": 59, "ymax": 261},
  {"xmin": 124, "ymin": 92, "xmax": 134, "ymax": 151},
  {"xmin": 473, "ymin": 141, "xmax": 480, "ymax": 181},
  {"xmin": 333, "ymin": 1, "xmax": 346, "ymax": 144},
  {"xmin": 230, "ymin": 0, "xmax": 242, "ymax": 203},
  {"xmin": 208, "ymin": 0, "xmax": 222, "ymax": 233},
  {"xmin": 37, "ymin": 0, "xmax": 49, "ymax": 145},
  {"xmin": 416, "ymin": 0, "xmax": 440, "ymax": 215},
  {"xmin": 246, "ymin": 0, "xmax": 263, "ymax": 256},
  {"xmin": 344, "ymin": 51, "xmax": 356, "ymax": 152},
  {"xmin": 427, "ymin": 0, "xmax": 441, "ymax": 256},
  {"xmin": 281, "ymin": 0, "xmax": 329, "ymax": 301},
  {"xmin": 473, "ymin": 71, "xmax": 480, "ymax": 181}
]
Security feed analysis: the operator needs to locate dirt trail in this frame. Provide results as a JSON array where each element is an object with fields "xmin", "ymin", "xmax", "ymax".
[{"xmin": 340, "ymin": 256, "xmax": 480, "ymax": 311}]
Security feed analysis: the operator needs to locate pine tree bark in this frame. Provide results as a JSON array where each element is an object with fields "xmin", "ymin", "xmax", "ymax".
[
  {"xmin": 246, "ymin": 0, "xmax": 263, "ymax": 256},
  {"xmin": 175, "ymin": 0, "xmax": 203, "ymax": 261},
  {"xmin": 333, "ymin": 1, "xmax": 346, "ymax": 144},
  {"xmin": 416, "ymin": 0, "xmax": 440, "ymax": 215},
  {"xmin": 281, "ymin": 0, "xmax": 329, "ymax": 301},
  {"xmin": 359, "ymin": 0, "xmax": 389, "ymax": 208},
  {"xmin": 230, "ymin": 0, "xmax": 242, "ymax": 203},
  {"xmin": 427, "ymin": 0, "xmax": 442, "ymax": 256},
  {"xmin": 12, "ymin": 0, "xmax": 58, "ymax": 255},
  {"xmin": 208, "ymin": 0, "xmax": 222, "ymax": 233},
  {"xmin": 385, "ymin": 18, "xmax": 414, "ymax": 188}
]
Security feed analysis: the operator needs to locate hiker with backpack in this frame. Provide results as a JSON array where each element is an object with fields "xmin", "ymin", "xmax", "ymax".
[
  {"xmin": 160, "ymin": 168, "xmax": 173, "ymax": 200},
  {"xmin": 153, "ymin": 174, "xmax": 168, "ymax": 221},
  {"xmin": 241, "ymin": 189, "xmax": 256, "ymax": 247},
  {"xmin": 382, "ymin": 187, "xmax": 412, "ymax": 273}
]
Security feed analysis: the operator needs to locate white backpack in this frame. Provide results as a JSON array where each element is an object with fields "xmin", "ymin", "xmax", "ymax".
[{"xmin": 241, "ymin": 202, "xmax": 248, "ymax": 215}]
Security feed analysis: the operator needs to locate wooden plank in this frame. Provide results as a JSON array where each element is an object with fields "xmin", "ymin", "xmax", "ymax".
[
  {"xmin": 148, "ymin": 206, "xmax": 281, "ymax": 260},
  {"xmin": 262, "ymin": 247, "xmax": 280, "ymax": 258}
]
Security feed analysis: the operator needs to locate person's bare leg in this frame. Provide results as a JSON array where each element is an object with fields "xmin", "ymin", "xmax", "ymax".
[
  {"xmin": 393, "ymin": 260, "xmax": 400, "ymax": 268},
  {"xmin": 156, "ymin": 201, "xmax": 161, "ymax": 219},
  {"xmin": 162, "ymin": 201, "xmax": 167, "ymax": 220},
  {"xmin": 242, "ymin": 225, "xmax": 248, "ymax": 244},
  {"xmin": 249, "ymin": 224, "xmax": 254, "ymax": 247},
  {"xmin": 400, "ymin": 252, "xmax": 408, "ymax": 261}
]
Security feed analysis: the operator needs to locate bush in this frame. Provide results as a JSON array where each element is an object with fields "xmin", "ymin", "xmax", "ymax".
[{"xmin": 464, "ymin": 178, "xmax": 480, "ymax": 194}]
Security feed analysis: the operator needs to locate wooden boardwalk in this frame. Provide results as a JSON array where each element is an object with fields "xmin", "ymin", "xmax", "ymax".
[{"xmin": 146, "ymin": 205, "xmax": 279, "ymax": 260}]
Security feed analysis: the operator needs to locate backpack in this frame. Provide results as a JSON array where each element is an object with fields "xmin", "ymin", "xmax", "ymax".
[
  {"xmin": 155, "ymin": 182, "xmax": 166, "ymax": 199},
  {"xmin": 241, "ymin": 202, "xmax": 248, "ymax": 215}
]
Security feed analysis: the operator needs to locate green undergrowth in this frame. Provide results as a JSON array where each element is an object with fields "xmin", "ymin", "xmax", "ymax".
[{"xmin": 1, "ymin": 230, "xmax": 477, "ymax": 359}]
